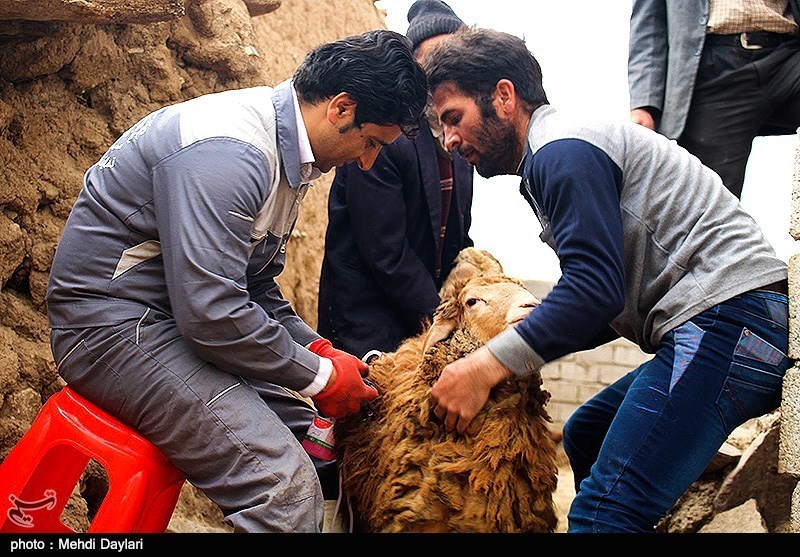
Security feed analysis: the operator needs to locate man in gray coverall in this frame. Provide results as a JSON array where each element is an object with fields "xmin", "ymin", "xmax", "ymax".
[{"xmin": 45, "ymin": 30, "xmax": 428, "ymax": 532}]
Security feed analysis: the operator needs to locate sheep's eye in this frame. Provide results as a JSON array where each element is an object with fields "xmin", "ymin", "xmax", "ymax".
[{"xmin": 465, "ymin": 298, "xmax": 480, "ymax": 307}]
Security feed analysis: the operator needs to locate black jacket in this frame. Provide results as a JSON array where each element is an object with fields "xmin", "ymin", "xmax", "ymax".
[{"xmin": 317, "ymin": 121, "xmax": 473, "ymax": 358}]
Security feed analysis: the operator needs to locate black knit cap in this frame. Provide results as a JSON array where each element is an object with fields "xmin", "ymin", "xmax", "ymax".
[{"xmin": 406, "ymin": 0, "xmax": 465, "ymax": 52}]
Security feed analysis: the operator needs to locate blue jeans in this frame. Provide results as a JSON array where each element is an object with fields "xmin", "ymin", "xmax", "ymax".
[{"xmin": 562, "ymin": 290, "xmax": 789, "ymax": 533}]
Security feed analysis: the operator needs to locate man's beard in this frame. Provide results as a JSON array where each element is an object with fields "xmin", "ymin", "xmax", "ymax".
[{"xmin": 471, "ymin": 106, "xmax": 521, "ymax": 178}]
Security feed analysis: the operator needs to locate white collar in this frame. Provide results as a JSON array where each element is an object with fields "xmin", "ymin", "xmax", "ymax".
[{"xmin": 291, "ymin": 85, "xmax": 322, "ymax": 183}]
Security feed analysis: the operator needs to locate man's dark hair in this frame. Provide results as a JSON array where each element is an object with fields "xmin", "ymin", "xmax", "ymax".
[
  {"xmin": 293, "ymin": 29, "xmax": 428, "ymax": 137},
  {"xmin": 423, "ymin": 27, "xmax": 548, "ymax": 113}
]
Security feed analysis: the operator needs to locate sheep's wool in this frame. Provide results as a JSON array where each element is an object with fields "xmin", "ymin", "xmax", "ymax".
[{"xmin": 334, "ymin": 249, "xmax": 559, "ymax": 533}]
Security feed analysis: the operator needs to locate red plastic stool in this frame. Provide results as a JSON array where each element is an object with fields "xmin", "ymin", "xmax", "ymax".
[{"xmin": 0, "ymin": 386, "xmax": 185, "ymax": 533}]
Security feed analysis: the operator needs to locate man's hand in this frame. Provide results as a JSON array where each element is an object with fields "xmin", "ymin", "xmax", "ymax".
[
  {"xmin": 429, "ymin": 345, "xmax": 512, "ymax": 434},
  {"xmin": 630, "ymin": 108, "xmax": 655, "ymax": 130},
  {"xmin": 309, "ymin": 339, "xmax": 378, "ymax": 418}
]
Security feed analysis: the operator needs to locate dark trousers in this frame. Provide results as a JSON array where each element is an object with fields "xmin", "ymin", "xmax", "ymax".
[
  {"xmin": 50, "ymin": 310, "xmax": 338, "ymax": 532},
  {"xmin": 679, "ymin": 38, "xmax": 800, "ymax": 199}
]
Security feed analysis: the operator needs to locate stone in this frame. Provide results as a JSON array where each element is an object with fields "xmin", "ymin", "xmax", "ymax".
[
  {"xmin": 791, "ymin": 482, "xmax": 800, "ymax": 533},
  {"xmin": 658, "ymin": 478, "xmax": 718, "ymax": 533},
  {"xmin": 726, "ymin": 411, "xmax": 779, "ymax": 450},
  {"xmin": 703, "ymin": 441, "xmax": 742, "ymax": 476},
  {"xmin": 699, "ymin": 499, "xmax": 768, "ymax": 533},
  {"xmin": 242, "ymin": 0, "xmax": 282, "ymax": 17},
  {"xmin": 0, "ymin": 0, "xmax": 184, "ymax": 24},
  {"xmin": 790, "ymin": 257, "xmax": 800, "ymax": 357},
  {"xmin": 0, "ymin": 216, "xmax": 25, "ymax": 289},
  {"xmin": 714, "ymin": 420, "xmax": 798, "ymax": 531},
  {"xmin": 780, "ymin": 367, "xmax": 800, "ymax": 475},
  {"xmin": 0, "ymin": 387, "xmax": 40, "ymax": 424}
]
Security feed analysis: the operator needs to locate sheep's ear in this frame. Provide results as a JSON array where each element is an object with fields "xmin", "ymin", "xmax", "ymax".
[
  {"xmin": 438, "ymin": 266, "xmax": 476, "ymax": 299},
  {"xmin": 423, "ymin": 309, "xmax": 457, "ymax": 353},
  {"xmin": 439, "ymin": 248, "xmax": 503, "ymax": 298}
]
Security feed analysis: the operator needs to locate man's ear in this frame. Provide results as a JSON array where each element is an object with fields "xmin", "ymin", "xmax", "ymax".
[
  {"xmin": 493, "ymin": 79, "xmax": 517, "ymax": 118},
  {"xmin": 326, "ymin": 92, "xmax": 357, "ymax": 126}
]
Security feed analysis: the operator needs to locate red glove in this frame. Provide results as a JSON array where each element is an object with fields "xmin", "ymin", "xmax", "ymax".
[{"xmin": 308, "ymin": 339, "xmax": 379, "ymax": 418}]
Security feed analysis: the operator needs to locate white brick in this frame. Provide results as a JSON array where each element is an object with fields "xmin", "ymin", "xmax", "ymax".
[
  {"xmin": 547, "ymin": 401, "xmax": 578, "ymax": 425},
  {"xmin": 790, "ymin": 254, "xmax": 800, "ymax": 359},
  {"xmin": 540, "ymin": 362, "xmax": 562, "ymax": 380},
  {"xmin": 790, "ymin": 128, "xmax": 800, "ymax": 239},
  {"xmin": 577, "ymin": 383, "xmax": 604, "ymax": 402},
  {"xmin": 561, "ymin": 362, "xmax": 597, "ymax": 382},
  {"xmin": 613, "ymin": 344, "xmax": 650, "ymax": 367},
  {"xmin": 779, "ymin": 365, "xmax": 800, "ymax": 474},
  {"xmin": 594, "ymin": 363, "xmax": 630, "ymax": 385},
  {"xmin": 545, "ymin": 381, "xmax": 580, "ymax": 404},
  {"xmin": 584, "ymin": 343, "xmax": 615, "ymax": 364}
]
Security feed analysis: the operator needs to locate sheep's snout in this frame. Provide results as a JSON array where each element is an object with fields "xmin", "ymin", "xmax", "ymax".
[{"xmin": 505, "ymin": 291, "xmax": 540, "ymax": 326}]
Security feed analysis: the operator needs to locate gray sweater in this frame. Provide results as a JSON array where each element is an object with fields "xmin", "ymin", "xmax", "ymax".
[{"xmin": 487, "ymin": 105, "xmax": 788, "ymax": 377}]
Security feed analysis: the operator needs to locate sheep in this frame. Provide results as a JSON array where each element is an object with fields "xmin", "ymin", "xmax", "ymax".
[{"xmin": 332, "ymin": 248, "xmax": 559, "ymax": 533}]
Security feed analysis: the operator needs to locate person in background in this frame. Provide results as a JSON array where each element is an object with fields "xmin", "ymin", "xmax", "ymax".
[
  {"xmin": 317, "ymin": 0, "xmax": 474, "ymax": 360},
  {"xmin": 46, "ymin": 30, "xmax": 428, "ymax": 533},
  {"xmin": 628, "ymin": 0, "xmax": 800, "ymax": 199},
  {"xmin": 423, "ymin": 26, "xmax": 789, "ymax": 532}
]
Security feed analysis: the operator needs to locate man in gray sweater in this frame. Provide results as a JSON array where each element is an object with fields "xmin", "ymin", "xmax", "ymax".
[
  {"xmin": 423, "ymin": 27, "xmax": 789, "ymax": 533},
  {"xmin": 46, "ymin": 30, "xmax": 427, "ymax": 532}
]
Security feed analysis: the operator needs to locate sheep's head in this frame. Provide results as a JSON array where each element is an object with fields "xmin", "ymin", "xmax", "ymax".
[
  {"xmin": 438, "ymin": 248, "xmax": 505, "ymax": 299},
  {"xmin": 423, "ymin": 274, "xmax": 540, "ymax": 353}
]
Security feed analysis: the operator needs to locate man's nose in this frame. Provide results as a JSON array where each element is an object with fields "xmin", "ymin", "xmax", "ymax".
[{"xmin": 444, "ymin": 126, "xmax": 460, "ymax": 152}]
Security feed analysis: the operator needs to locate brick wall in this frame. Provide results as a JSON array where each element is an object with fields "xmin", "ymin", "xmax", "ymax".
[{"xmin": 541, "ymin": 339, "xmax": 650, "ymax": 432}]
